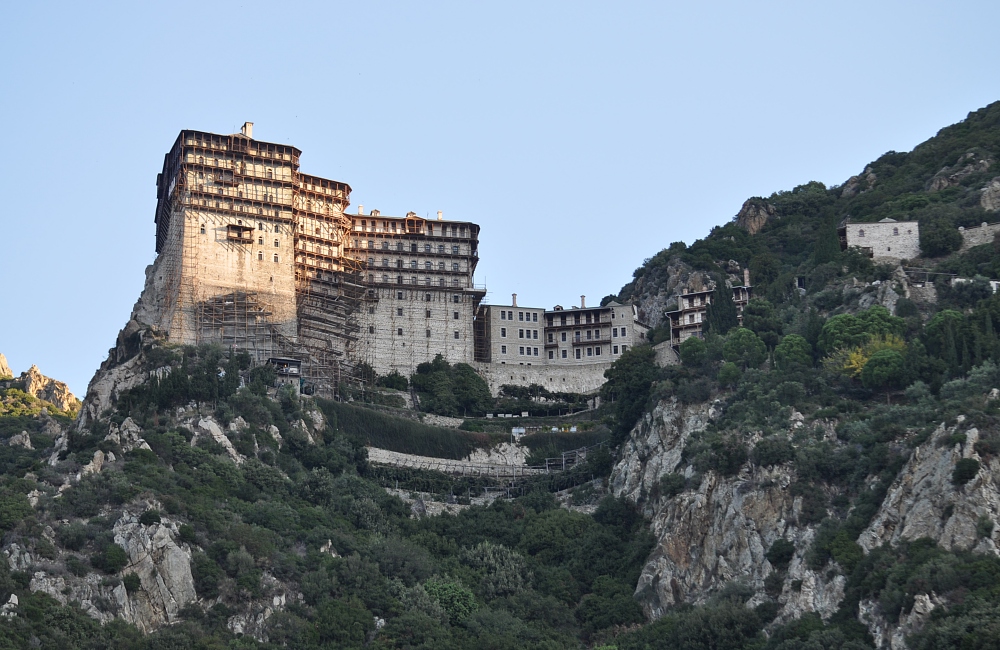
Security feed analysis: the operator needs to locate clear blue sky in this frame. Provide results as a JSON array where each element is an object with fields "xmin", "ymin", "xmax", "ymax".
[{"xmin": 1, "ymin": 1, "xmax": 998, "ymax": 396}]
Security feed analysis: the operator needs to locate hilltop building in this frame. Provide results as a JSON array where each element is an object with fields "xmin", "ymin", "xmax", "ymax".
[
  {"xmin": 838, "ymin": 218, "xmax": 920, "ymax": 261},
  {"xmin": 142, "ymin": 124, "xmax": 641, "ymax": 395}
]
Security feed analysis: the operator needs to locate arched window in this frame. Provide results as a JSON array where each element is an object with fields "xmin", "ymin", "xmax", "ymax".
[
  {"xmin": 273, "ymin": 254, "xmax": 279, "ymax": 263},
  {"xmin": 274, "ymin": 239, "xmax": 279, "ymax": 247},
  {"xmin": 258, "ymin": 237, "xmax": 263, "ymax": 245},
  {"xmin": 893, "ymin": 227, "xmax": 899, "ymax": 235},
  {"xmin": 858, "ymin": 229, "xmax": 865, "ymax": 237},
  {"xmin": 258, "ymin": 251, "xmax": 263, "ymax": 260}
]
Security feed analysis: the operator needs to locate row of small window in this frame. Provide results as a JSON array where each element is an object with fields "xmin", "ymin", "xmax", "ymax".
[
  {"xmin": 498, "ymin": 328, "xmax": 539, "ymax": 339},
  {"xmin": 499, "ymin": 345, "xmax": 627, "ymax": 358},
  {"xmin": 367, "ymin": 258, "xmax": 462, "ymax": 271},
  {"xmin": 391, "ymin": 308, "xmax": 462, "ymax": 320},
  {"xmin": 201, "ymin": 223, "xmax": 282, "ymax": 235},
  {"xmin": 358, "ymin": 240, "xmax": 462, "ymax": 254},
  {"xmin": 258, "ymin": 252, "xmax": 280, "ymax": 262},
  {"xmin": 395, "ymin": 291, "xmax": 465, "ymax": 303},
  {"xmin": 500, "ymin": 311, "xmax": 539, "ymax": 322},
  {"xmin": 354, "ymin": 220, "xmax": 468, "ymax": 237},
  {"xmin": 376, "ymin": 275, "xmax": 463, "ymax": 287},
  {"xmin": 857, "ymin": 227, "xmax": 910, "ymax": 237},
  {"xmin": 194, "ymin": 157, "xmax": 280, "ymax": 179},
  {"xmin": 370, "ymin": 327, "xmax": 463, "ymax": 340}
]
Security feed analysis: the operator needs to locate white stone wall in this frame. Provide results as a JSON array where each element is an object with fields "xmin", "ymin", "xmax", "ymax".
[
  {"xmin": 487, "ymin": 305, "xmax": 545, "ymax": 363},
  {"xmin": 958, "ymin": 222, "xmax": 1000, "ymax": 251},
  {"xmin": 473, "ymin": 361, "xmax": 611, "ymax": 396},
  {"xmin": 844, "ymin": 221, "xmax": 920, "ymax": 261}
]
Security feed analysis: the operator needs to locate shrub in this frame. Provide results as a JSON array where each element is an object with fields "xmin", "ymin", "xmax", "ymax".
[
  {"xmin": 774, "ymin": 334, "xmax": 813, "ymax": 370},
  {"xmin": 91, "ymin": 544, "xmax": 129, "ymax": 574},
  {"xmin": 977, "ymin": 515, "xmax": 995, "ymax": 539},
  {"xmin": 138, "ymin": 510, "xmax": 161, "ymax": 526},
  {"xmin": 953, "ymin": 458, "xmax": 981, "ymax": 486},
  {"xmin": 424, "ymin": 578, "xmax": 477, "ymax": 624},
  {"xmin": 766, "ymin": 538, "xmax": 796, "ymax": 570},
  {"xmin": 718, "ymin": 362, "xmax": 741, "ymax": 387},
  {"xmin": 680, "ymin": 337, "xmax": 707, "ymax": 367},
  {"xmin": 659, "ymin": 473, "xmax": 686, "ymax": 499},
  {"xmin": 122, "ymin": 572, "xmax": 141, "ymax": 594},
  {"xmin": 66, "ymin": 555, "xmax": 90, "ymax": 577},
  {"xmin": 723, "ymin": 328, "xmax": 767, "ymax": 369},
  {"xmin": 177, "ymin": 524, "xmax": 197, "ymax": 545},
  {"xmin": 752, "ymin": 437, "xmax": 795, "ymax": 467}
]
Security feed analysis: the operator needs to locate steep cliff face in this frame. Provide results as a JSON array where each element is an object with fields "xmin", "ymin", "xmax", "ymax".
[
  {"xmin": 611, "ymin": 398, "xmax": 843, "ymax": 621},
  {"xmin": 0, "ymin": 354, "xmax": 12, "ymax": 380},
  {"xmin": 859, "ymin": 417, "xmax": 1000, "ymax": 555},
  {"xmin": 625, "ymin": 258, "xmax": 715, "ymax": 330}
]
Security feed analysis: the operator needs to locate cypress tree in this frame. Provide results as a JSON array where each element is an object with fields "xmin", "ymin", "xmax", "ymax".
[
  {"xmin": 943, "ymin": 320, "xmax": 959, "ymax": 375},
  {"xmin": 704, "ymin": 279, "xmax": 739, "ymax": 336}
]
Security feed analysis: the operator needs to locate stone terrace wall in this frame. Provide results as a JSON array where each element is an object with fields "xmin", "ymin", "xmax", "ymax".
[
  {"xmin": 959, "ymin": 222, "xmax": 1000, "ymax": 251},
  {"xmin": 473, "ymin": 361, "xmax": 610, "ymax": 396}
]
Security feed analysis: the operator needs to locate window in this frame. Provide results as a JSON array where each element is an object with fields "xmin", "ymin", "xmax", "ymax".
[
  {"xmin": 452, "ymin": 245, "xmax": 459, "ymax": 254},
  {"xmin": 453, "ymin": 295, "xmax": 460, "ymax": 303},
  {"xmin": 621, "ymin": 327, "xmax": 627, "ymax": 336},
  {"xmin": 369, "ymin": 307, "xmax": 375, "ymax": 314},
  {"xmin": 507, "ymin": 311, "xmax": 513, "ymax": 320},
  {"xmin": 587, "ymin": 330, "xmax": 592, "ymax": 340},
  {"xmin": 548, "ymin": 351, "xmax": 554, "ymax": 359},
  {"xmin": 382, "ymin": 258, "xmax": 389, "ymax": 267},
  {"xmin": 532, "ymin": 313, "xmax": 538, "ymax": 322},
  {"xmin": 621, "ymin": 345, "xmax": 627, "ymax": 352},
  {"xmin": 688, "ymin": 314, "xmax": 694, "ymax": 324},
  {"xmin": 424, "ymin": 293, "xmax": 431, "ymax": 301},
  {"xmin": 453, "ymin": 311, "xmax": 459, "ymax": 319},
  {"xmin": 258, "ymin": 237, "xmax": 264, "ymax": 245},
  {"xmin": 397, "ymin": 275, "xmax": 403, "ymax": 284},
  {"xmin": 369, "ymin": 326, "xmax": 375, "ymax": 333},
  {"xmin": 258, "ymin": 251, "xmax": 263, "ymax": 260},
  {"xmin": 575, "ymin": 349, "xmax": 581, "ymax": 359},
  {"xmin": 518, "ymin": 312, "xmax": 524, "ymax": 321},
  {"xmin": 454, "ymin": 331, "xmax": 460, "ymax": 339},
  {"xmin": 396, "ymin": 242, "xmax": 404, "ymax": 251},
  {"xmin": 893, "ymin": 227, "xmax": 899, "ymax": 235},
  {"xmin": 533, "ymin": 348, "xmax": 539, "ymax": 356},
  {"xmin": 397, "ymin": 291, "xmax": 404, "ymax": 299},
  {"xmin": 439, "ymin": 262, "xmax": 445, "ymax": 270},
  {"xmin": 501, "ymin": 311, "xmax": 506, "ymax": 320},
  {"xmin": 518, "ymin": 329, "xmax": 524, "ymax": 338},
  {"xmin": 200, "ymin": 225, "xmax": 206, "ymax": 234},
  {"xmin": 858, "ymin": 229, "xmax": 865, "ymax": 237},
  {"xmin": 501, "ymin": 345, "xmax": 507, "ymax": 354},
  {"xmin": 410, "ymin": 260, "xmax": 417, "ymax": 268},
  {"xmin": 411, "ymin": 243, "xmax": 418, "ymax": 252},
  {"xmin": 381, "ymin": 240, "xmax": 388, "ymax": 249},
  {"xmin": 587, "ymin": 348, "xmax": 593, "ymax": 357},
  {"xmin": 425, "ymin": 261, "xmax": 432, "ymax": 269},
  {"xmin": 368, "ymin": 240, "xmax": 374, "ymax": 248},
  {"xmin": 368, "ymin": 257, "xmax": 375, "ymax": 266},
  {"xmin": 452, "ymin": 262, "xmax": 459, "ymax": 271},
  {"xmin": 613, "ymin": 345, "xmax": 619, "ymax": 354},
  {"xmin": 561, "ymin": 332, "xmax": 567, "ymax": 342},
  {"xmin": 613, "ymin": 328, "xmax": 618, "ymax": 338},
  {"xmin": 438, "ymin": 244, "xmax": 445, "ymax": 254},
  {"xmin": 397, "ymin": 308, "xmax": 403, "ymax": 316},
  {"xmin": 426, "ymin": 329, "xmax": 431, "ymax": 338},
  {"xmin": 519, "ymin": 346, "xmax": 525, "ymax": 355},
  {"xmin": 533, "ymin": 330, "xmax": 538, "ymax": 340},
  {"xmin": 397, "ymin": 328, "xmax": 403, "ymax": 336},
  {"xmin": 382, "ymin": 274, "xmax": 388, "ymax": 283},
  {"xmin": 273, "ymin": 254, "xmax": 279, "ymax": 262},
  {"xmin": 411, "ymin": 276, "xmax": 416, "ymax": 285},
  {"xmin": 501, "ymin": 328, "xmax": 507, "ymax": 337},
  {"xmin": 548, "ymin": 333, "xmax": 553, "ymax": 343},
  {"xmin": 424, "ymin": 243, "xmax": 431, "ymax": 253},
  {"xmin": 562, "ymin": 350, "xmax": 567, "ymax": 358},
  {"xmin": 595, "ymin": 346, "xmax": 601, "ymax": 355}
]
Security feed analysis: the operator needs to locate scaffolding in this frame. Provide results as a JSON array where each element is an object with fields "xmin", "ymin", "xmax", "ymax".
[{"xmin": 195, "ymin": 291, "xmax": 280, "ymax": 358}]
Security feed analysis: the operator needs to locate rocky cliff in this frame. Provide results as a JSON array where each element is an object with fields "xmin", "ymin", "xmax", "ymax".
[{"xmin": 610, "ymin": 398, "xmax": 845, "ymax": 622}]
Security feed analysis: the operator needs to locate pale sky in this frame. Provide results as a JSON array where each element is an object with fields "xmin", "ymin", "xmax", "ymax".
[{"xmin": 2, "ymin": 1, "xmax": 998, "ymax": 396}]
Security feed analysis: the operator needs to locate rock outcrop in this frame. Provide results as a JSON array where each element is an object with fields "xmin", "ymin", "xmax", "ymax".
[
  {"xmin": 982, "ymin": 177, "xmax": 1000, "ymax": 212},
  {"xmin": 735, "ymin": 199, "xmax": 777, "ymax": 235},
  {"xmin": 927, "ymin": 152, "xmax": 993, "ymax": 192},
  {"xmin": 18, "ymin": 364, "xmax": 80, "ymax": 412},
  {"xmin": 841, "ymin": 166, "xmax": 877, "ymax": 198},
  {"xmin": 0, "ymin": 353, "xmax": 11, "ymax": 380},
  {"xmin": 859, "ymin": 418, "xmax": 999, "ymax": 555},
  {"xmin": 611, "ymin": 398, "xmax": 843, "ymax": 621}
]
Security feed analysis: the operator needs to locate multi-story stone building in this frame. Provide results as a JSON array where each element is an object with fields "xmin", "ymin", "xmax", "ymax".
[
  {"xmin": 838, "ymin": 217, "xmax": 920, "ymax": 261},
  {"xmin": 665, "ymin": 273, "xmax": 752, "ymax": 348},
  {"xmin": 142, "ymin": 124, "xmax": 643, "ymax": 395}
]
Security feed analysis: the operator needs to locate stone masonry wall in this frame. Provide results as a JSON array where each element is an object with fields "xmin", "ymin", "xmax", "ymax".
[
  {"xmin": 473, "ymin": 360, "xmax": 610, "ymax": 396},
  {"xmin": 959, "ymin": 222, "xmax": 1000, "ymax": 251},
  {"xmin": 844, "ymin": 221, "xmax": 920, "ymax": 261}
]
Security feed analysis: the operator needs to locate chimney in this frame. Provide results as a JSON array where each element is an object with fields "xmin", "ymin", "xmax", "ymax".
[
  {"xmin": 512, "ymin": 293, "xmax": 517, "ymax": 307},
  {"xmin": 580, "ymin": 295, "xmax": 586, "ymax": 309},
  {"xmin": 437, "ymin": 210, "xmax": 443, "ymax": 220},
  {"xmin": 241, "ymin": 122, "xmax": 253, "ymax": 138},
  {"xmin": 744, "ymin": 268, "xmax": 750, "ymax": 286},
  {"xmin": 358, "ymin": 205, "xmax": 364, "ymax": 215}
]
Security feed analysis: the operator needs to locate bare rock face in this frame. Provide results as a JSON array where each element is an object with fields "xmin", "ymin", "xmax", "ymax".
[
  {"xmin": 610, "ymin": 398, "xmax": 844, "ymax": 621},
  {"xmin": 112, "ymin": 511, "xmax": 198, "ymax": 633},
  {"xmin": 195, "ymin": 417, "xmax": 245, "ymax": 464},
  {"xmin": 858, "ymin": 419, "xmax": 999, "ymax": 554},
  {"xmin": 735, "ymin": 199, "xmax": 777, "ymax": 235},
  {"xmin": 19, "ymin": 364, "xmax": 80, "ymax": 412},
  {"xmin": 0, "ymin": 353, "xmax": 12, "ymax": 380},
  {"xmin": 8, "ymin": 431, "xmax": 32, "ymax": 450},
  {"xmin": 927, "ymin": 152, "xmax": 993, "ymax": 192},
  {"xmin": 841, "ymin": 166, "xmax": 878, "ymax": 198},
  {"xmin": 981, "ymin": 177, "xmax": 1000, "ymax": 212}
]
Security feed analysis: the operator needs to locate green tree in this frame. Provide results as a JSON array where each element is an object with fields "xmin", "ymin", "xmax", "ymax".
[
  {"xmin": 679, "ymin": 336, "xmax": 707, "ymax": 367},
  {"xmin": 718, "ymin": 362, "xmax": 742, "ymax": 387},
  {"xmin": 601, "ymin": 345, "xmax": 659, "ymax": 445},
  {"xmin": 818, "ymin": 306, "xmax": 905, "ymax": 353},
  {"xmin": 704, "ymin": 280, "xmax": 739, "ymax": 336},
  {"xmin": 722, "ymin": 328, "xmax": 767, "ymax": 370},
  {"xmin": 774, "ymin": 334, "xmax": 813, "ymax": 369},
  {"xmin": 741, "ymin": 298, "xmax": 781, "ymax": 349},
  {"xmin": 861, "ymin": 348, "xmax": 907, "ymax": 401},
  {"xmin": 920, "ymin": 219, "xmax": 963, "ymax": 257}
]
